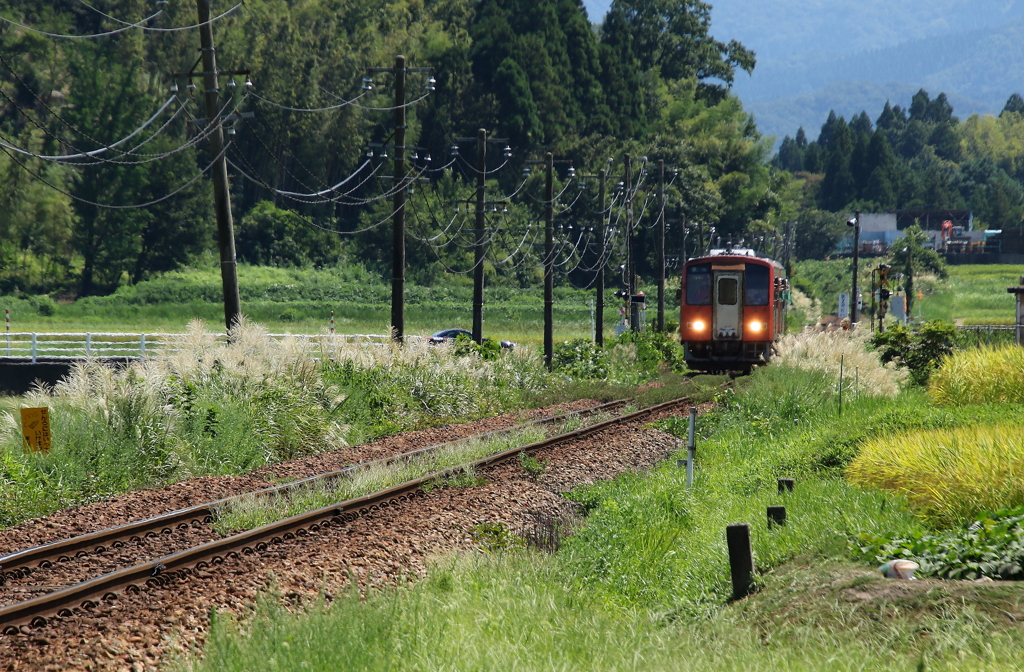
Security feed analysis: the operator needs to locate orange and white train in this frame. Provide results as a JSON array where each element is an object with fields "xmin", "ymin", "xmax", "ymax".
[{"xmin": 679, "ymin": 247, "xmax": 788, "ymax": 371}]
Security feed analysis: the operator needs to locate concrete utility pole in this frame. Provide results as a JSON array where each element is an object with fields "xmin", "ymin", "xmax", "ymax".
[
  {"xmin": 624, "ymin": 154, "xmax": 640, "ymax": 332},
  {"xmin": 544, "ymin": 152, "xmax": 554, "ymax": 370},
  {"xmin": 596, "ymin": 168, "xmax": 607, "ymax": 346},
  {"xmin": 473, "ymin": 128, "xmax": 487, "ymax": 344},
  {"xmin": 657, "ymin": 159, "xmax": 666, "ymax": 332},
  {"xmin": 196, "ymin": 0, "xmax": 240, "ymax": 332},
  {"xmin": 391, "ymin": 55, "xmax": 407, "ymax": 342}
]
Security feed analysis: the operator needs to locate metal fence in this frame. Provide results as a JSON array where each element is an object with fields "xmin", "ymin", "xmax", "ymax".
[
  {"xmin": 955, "ymin": 325, "xmax": 1020, "ymax": 347},
  {"xmin": 1, "ymin": 332, "xmax": 397, "ymax": 362}
]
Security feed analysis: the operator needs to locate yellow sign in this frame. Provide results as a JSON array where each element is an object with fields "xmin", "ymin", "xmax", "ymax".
[{"xmin": 20, "ymin": 407, "xmax": 52, "ymax": 452}]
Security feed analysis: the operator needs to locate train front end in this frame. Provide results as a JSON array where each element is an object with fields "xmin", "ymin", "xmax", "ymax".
[{"xmin": 679, "ymin": 249, "xmax": 787, "ymax": 371}]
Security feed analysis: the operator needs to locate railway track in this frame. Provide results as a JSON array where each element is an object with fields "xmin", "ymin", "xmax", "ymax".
[{"xmin": 0, "ymin": 396, "xmax": 678, "ymax": 633}]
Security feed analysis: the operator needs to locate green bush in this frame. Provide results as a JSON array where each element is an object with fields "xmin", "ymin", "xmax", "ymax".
[
  {"xmin": 613, "ymin": 329, "xmax": 687, "ymax": 375},
  {"xmin": 553, "ymin": 339, "xmax": 607, "ymax": 379},
  {"xmin": 871, "ymin": 320, "xmax": 958, "ymax": 385}
]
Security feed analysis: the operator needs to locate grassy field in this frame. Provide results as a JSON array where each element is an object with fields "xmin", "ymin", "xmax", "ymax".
[
  {"xmin": 920, "ymin": 265, "xmax": 1023, "ymax": 325},
  {"xmin": 793, "ymin": 260, "xmax": 1023, "ymax": 326},
  {"xmin": 2, "ymin": 264, "xmax": 679, "ymax": 345},
  {"xmin": 179, "ymin": 334, "xmax": 1024, "ymax": 671}
]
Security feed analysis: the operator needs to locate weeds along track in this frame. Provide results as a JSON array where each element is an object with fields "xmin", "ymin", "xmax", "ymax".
[{"xmin": 0, "ymin": 398, "xmax": 641, "ymax": 630}]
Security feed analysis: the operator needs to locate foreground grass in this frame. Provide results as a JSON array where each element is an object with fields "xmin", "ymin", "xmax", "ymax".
[
  {"xmin": 181, "ymin": 360, "xmax": 1024, "ymax": 671},
  {"xmin": 183, "ymin": 553, "xmax": 1024, "ymax": 672}
]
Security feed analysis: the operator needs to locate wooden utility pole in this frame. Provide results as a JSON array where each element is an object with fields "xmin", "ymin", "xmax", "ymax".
[
  {"xmin": 196, "ymin": 0, "xmax": 240, "ymax": 332},
  {"xmin": 544, "ymin": 152, "xmax": 554, "ymax": 370},
  {"xmin": 391, "ymin": 55, "xmax": 407, "ymax": 342},
  {"xmin": 596, "ymin": 169, "xmax": 606, "ymax": 347},
  {"xmin": 473, "ymin": 129, "xmax": 487, "ymax": 344},
  {"xmin": 657, "ymin": 159, "xmax": 666, "ymax": 332}
]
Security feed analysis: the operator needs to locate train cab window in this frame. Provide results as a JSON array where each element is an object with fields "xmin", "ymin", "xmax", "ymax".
[
  {"xmin": 717, "ymin": 277, "xmax": 738, "ymax": 305},
  {"xmin": 686, "ymin": 264, "xmax": 712, "ymax": 305},
  {"xmin": 745, "ymin": 264, "xmax": 770, "ymax": 306}
]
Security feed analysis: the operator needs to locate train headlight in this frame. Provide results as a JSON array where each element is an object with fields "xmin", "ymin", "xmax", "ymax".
[
  {"xmin": 748, "ymin": 321, "xmax": 762, "ymax": 333},
  {"xmin": 692, "ymin": 320, "xmax": 706, "ymax": 331}
]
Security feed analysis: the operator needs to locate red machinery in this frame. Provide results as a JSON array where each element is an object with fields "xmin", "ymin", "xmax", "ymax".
[{"xmin": 680, "ymin": 248, "xmax": 787, "ymax": 371}]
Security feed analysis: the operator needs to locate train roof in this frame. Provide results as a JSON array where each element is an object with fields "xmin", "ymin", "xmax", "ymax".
[{"xmin": 685, "ymin": 247, "xmax": 785, "ymax": 270}]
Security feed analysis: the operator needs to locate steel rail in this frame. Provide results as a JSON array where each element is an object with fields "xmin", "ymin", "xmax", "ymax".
[
  {"xmin": 0, "ymin": 396, "xmax": 688, "ymax": 633},
  {"xmin": 0, "ymin": 399, "xmax": 629, "ymax": 581}
]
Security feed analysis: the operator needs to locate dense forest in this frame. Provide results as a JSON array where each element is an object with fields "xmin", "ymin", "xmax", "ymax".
[
  {"xmin": 0, "ymin": 0, "xmax": 785, "ymax": 297},
  {"xmin": 773, "ymin": 89, "xmax": 1024, "ymax": 234}
]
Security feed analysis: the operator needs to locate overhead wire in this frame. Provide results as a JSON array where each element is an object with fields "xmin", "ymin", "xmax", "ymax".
[
  {"xmin": 0, "ymin": 8, "xmax": 163, "ymax": 39},
  {"xmin": 0, "ymin": 136, "xmax": 232, "ymax": 209},
  {"xmin": 74, "ymin": 1, "xmax": 243, "ymax": 32}
]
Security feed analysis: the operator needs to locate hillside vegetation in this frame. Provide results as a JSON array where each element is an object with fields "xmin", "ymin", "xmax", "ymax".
[{"xmin": 0, "ymin": 0, "xmax": 777, "ymax": 303}]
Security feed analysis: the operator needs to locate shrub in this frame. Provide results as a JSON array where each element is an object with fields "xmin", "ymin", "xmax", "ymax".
[
  {"xmin": 613, "ymin": 330, "xmax": 687, "ymax": 375},
  {"xmin": 846, "ymin": 424, "xmax": 1024, "ymax": 526},
  {"xmin": 552, "ymin": 339, "xmax": 607, "ymax": 379},
  {"xmin": 929, "ymin": 345, "xmax": 1024, "ymax": 406},
  {"xmin": 871, "ymin": 321, "xmax": 958, "ymax": 385}
]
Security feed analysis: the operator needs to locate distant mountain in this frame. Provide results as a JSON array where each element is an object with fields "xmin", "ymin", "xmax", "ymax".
[
  {"xmin": 583, "ymin": 1, "xmax": 1024, "ymax": 144},
  {"xmin": 709, "ymin": 0, "xmax": 1024, "ymax": 142}
]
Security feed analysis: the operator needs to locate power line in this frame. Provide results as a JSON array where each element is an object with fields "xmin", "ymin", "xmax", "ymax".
[
  {"xmin": 0, "ymin": 137, "xmax": 232, "ymax": 209},
  {"xmin": 75, "ymin": 1, "xmax": 244, "ymax": 33}
]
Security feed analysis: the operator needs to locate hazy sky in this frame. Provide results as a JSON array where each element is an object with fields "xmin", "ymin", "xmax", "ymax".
[{"xmin": 582, "ymin": 0, "xmax": 610, "ymax": 20}]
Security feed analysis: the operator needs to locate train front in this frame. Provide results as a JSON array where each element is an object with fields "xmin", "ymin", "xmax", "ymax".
[{"xmin": 679, "ymin": 250, "xmax": 786, "ymax": 370}]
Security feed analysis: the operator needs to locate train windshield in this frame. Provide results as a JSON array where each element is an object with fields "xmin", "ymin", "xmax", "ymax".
[
  {"xmin": 745, "ymin": 264, "xmax": 770, "ymax": 306},
  {"xmin": 686, "ymin": 264, "xmax": 712, "ymax": 305}
]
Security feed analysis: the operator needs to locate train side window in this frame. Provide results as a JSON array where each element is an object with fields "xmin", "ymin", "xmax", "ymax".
[
  {"xmin": 745, "ymin": 264, "xmax": 770, "ymax": 306},
  {"xmin": 718, "ymin": 277, "xmax": 738, "ymax": 305},
  {"xmin": 686, "ymin": 264, "xmax": 711, "ymax": 305}
]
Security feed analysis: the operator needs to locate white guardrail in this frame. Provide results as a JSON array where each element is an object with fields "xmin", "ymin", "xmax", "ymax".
[{"xmin": 0, "ymin": 332, "xmax": 398, "ymax": 362}]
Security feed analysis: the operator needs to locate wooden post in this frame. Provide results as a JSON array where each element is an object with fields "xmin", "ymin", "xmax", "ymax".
[
  {"xmin": 726, "ymin": 523, "xmax": 755, "ymax": 599},
  {"xmin": 777, "ymin": 478, "xmax": 795, "ymax": 494},
  {"xmin": 767, "ymin": 505, "xmax": 786, "ymax": 529}
]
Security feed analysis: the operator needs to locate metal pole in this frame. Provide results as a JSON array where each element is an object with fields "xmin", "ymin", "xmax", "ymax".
[
  {"xmin": 544, "ymin": 152, "xmax": 554, "ymax": 370},
  {"xmin": 196, "ymin": 0, "xmax": 241, "ymax": 333},
  {"xmin": 686, "ymin": 405, "xmax": 696, "ymax": 490},
  {"xmin": 838, "ymin": 353, "xmax": 844, "ymax": 417},
  {"xmin": 472, "ymin": 128, "xmax": 487, "ymax": 344},
  {"xmin": 596, "ymin": 169, "xmax": 606, "ymax": 347},
  {"xmin": 657, "ymin": 159, "xmax": 666, "ymax": 332},
  {"xmin": 391, "ymin": 55, "xmax": 407, "ymax": 343},
  {"xmin": 851, "ymin": 210, "xmax": 860, "ymax": 324}
]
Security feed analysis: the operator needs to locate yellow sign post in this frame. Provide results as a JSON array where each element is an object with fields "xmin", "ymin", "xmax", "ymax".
[{"xmin": 20, "ymin": 407, "xmax": 52, "ymax": 452}]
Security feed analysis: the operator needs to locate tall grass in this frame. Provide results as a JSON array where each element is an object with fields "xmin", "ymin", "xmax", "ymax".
[
  {"xmin": 774, "ymin": 327, "xmax": 907, "ymax": 397},
  {"xmin": 846, "ymin": 424, "xmax": 1024, "ymax": 526},
  {"xmin": 929, "ymin": 345, "xmax": 1024, "ymax": 406},
  {"xmin": 0, "ymin": 319, "xmax": 550, "ymax": 528}
]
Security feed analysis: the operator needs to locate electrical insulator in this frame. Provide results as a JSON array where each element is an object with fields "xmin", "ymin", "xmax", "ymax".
[
  {"xmin": 227, "ymin": 78, "xmax": 237, "ymax": 89},
  {"xmin": 425, "ymin": 77, "xmax": 436, "ymax": 92},
  {"xmin": 450, "ymin": 144, "xmax": 458, "ymax": 156},
  {"xmin": 362, "ymin": 77, "xmax": 373, "ymax": 91},
  {"xmin": 170, "ymin": 81, "xmax": 179, "ymax": 93}
]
